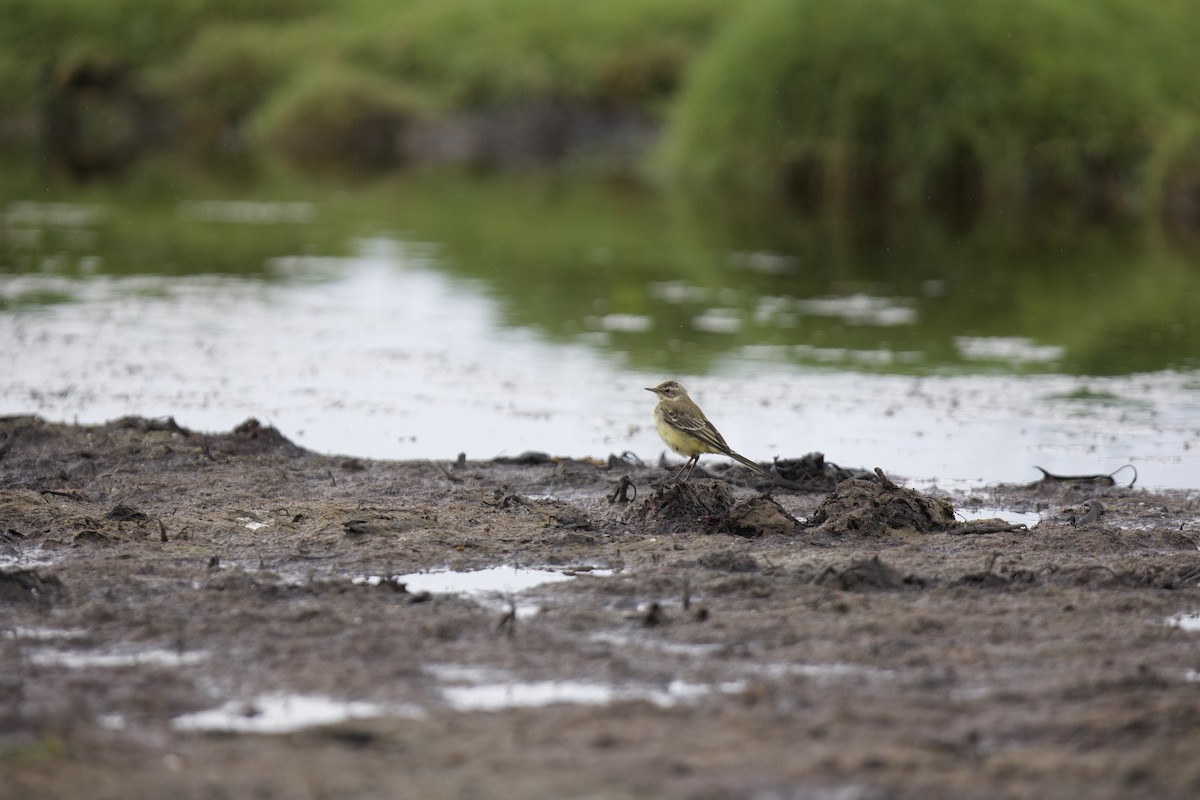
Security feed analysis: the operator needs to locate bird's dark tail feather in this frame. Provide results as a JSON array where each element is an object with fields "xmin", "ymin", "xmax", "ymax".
[{"xmin": 726, "ymin": 449, "xmax": 776, "ymax": 480}]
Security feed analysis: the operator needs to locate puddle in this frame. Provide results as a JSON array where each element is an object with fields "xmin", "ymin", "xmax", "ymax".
[
  {"xmin": 956, "ymin": 507, "xmax": 1042, "ymax": 527},
  {"xmin": 1166, "ymin": 613, "xmax": 1200, "ymax": 632},
  {"xmin": 352, "ymin": 565, "xmax": 589, "ymax": 619},
  {"xmin": 98, "ymin": 713, "xmax": 127, "ymax": 731},
  {"xmin": 3, "ymin": 626, "xmax": 88, "ymax": 641},
  {"xmin": 429, "ymin": 662, "xmax": 745, "ymax": 712},
  {"xmin": 27, "ymin": 647, "xmax": 208, "ymax": 669},
  {"xmin": 440, "ymin": 678, "xmax": 746, "ymax": 712},
  {"xmin": 354, "ymin": 565, "xmax": 577, "ymax": 596},
  {"xmin": 425, "ymin": 664, "xmax": 501, "ymax": 684},
  {"xmin": 0, "ymin": 552, "xmax": 65, "ymax": 570},
  {"xmin": 172, "ymin": 694, "xmax": 422, "ymax": 734},
  {"xmin": 589, "ymin": 631, "xmax": 724, "ymax": 658},
  {"xmin": 750, "ymin": 662, "xmax": 896, "ymax": 681},
  {"xmin": 586, "ymin": 633, "xmax": 896, "ymax": 684}
]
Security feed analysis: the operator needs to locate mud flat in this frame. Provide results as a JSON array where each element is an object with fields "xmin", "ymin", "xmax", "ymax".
[{"xmin": 2, "ymin": 415, "xmax": 1199, "ymax": 799}]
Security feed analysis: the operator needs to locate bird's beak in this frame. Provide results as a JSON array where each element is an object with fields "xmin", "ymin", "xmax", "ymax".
[{"xmin": 644, "ymin": 387, "xmax": 658, "ymax": 394}]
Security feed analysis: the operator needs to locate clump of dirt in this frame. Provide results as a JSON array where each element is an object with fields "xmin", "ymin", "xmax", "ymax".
[
  {"xmin": 806, "ymin": 471, "xmax": 956, "ymax": 537},
  {"xmin": 633, "ymin": 482, "xmax": 801, "ymax": 537},
  {"xmin": 0, "ymin": 569, "xmax": 64, "ymax": 606},
  {"xmin": 696, "ymin": 548, "xmax": 760, "ymax": 573},
  {"xmin": 771, "ymin": 451, "xmax": 873, "ymax": 491},
  {"xmin": 810, "ymin": 555, "xmax": 912, "ymax": 591},
  {"xmin": 228, "ymin": 418, "xmax": 304, "ymax": 449},
  {"xmin": 725, "ymin": 495, "xmax": 801, "ymax": 537},
  {"xmin": 633, "ymin": 481, "xmax": 735, "ymax": 533}
]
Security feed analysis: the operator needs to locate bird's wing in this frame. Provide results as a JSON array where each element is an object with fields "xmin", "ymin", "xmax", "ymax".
[{"xmin": 662, "ymin": 407, "xmax": 731, "ymax": 454}]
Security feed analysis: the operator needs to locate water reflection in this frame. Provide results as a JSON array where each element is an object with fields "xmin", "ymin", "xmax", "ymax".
[
  {"xmin": 4, "ymin": 174, "xmax": 1199, "ymax": 376},
  {"xmin": 378, "ymin": 178, "xmax": 1200, "ymax": 376},
  {"xmin": 1, "ymin": 168, "xmax": 1199, "ymax": 486}
]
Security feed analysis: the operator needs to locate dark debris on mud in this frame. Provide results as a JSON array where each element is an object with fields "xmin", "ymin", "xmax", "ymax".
[
  {"xmin": 632, "ymin": 481, "xmax": 803, "ymax": 538},
  {"xmin": 0, "ymin": 568, "xmax": 64, "ymax": 606},
  {"xmin": 630, "ymin": 462, "xmax": 980, "ymax": 541},
  {"xmin": 771, "ymin": 451, "xmax": 875, "ymax": 491}
]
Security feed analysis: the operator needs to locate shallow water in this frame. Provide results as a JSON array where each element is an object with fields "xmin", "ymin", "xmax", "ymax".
[
  {"xmin": 3, "ymin": 173, "xmax": 1199, "ymax": 488},
  {"xmin": 1167, "ymin": 612, "xmax": 1200, "ymax": 632},
  {"xmin": 353, "ymin": 565, "xmax": 595, "ymax": 620},
  {"xmin": 956, "ymin": 507, "xmax": 1043, "ymax": 527},
  {"xmin": 439, "ymin": 677, "xmax": 747, "ymax": 712},
  {"xmin": 172, "ymin": 694, "xmax": 421, "ymax": 734},
  {"xmin": 388, "ymin": 565, "xmax": 579, "ymax": 595},
  {"xmin": 28, "ymin": 647, "xmax": 208, "ymax": 669}
]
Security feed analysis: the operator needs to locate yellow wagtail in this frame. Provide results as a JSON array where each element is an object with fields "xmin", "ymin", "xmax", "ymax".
[{"xmin": 645, "ymin": 380, "xmax": 775, "ymax": 482}]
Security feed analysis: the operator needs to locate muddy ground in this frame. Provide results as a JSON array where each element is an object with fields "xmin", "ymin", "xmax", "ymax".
[{"xmin": 2, "ymin": 415, "xmax": 1199, "ymax": 799}]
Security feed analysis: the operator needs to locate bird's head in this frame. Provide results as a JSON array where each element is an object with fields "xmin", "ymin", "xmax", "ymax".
[{"xmin": 645, "ymin": 380, "xmax": 688, "ymax": 400}]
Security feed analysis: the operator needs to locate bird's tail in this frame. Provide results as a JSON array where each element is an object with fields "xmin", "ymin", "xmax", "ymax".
[{"xmin": 726, "ymin": 449, "xmax": 776, "ymax": 480}]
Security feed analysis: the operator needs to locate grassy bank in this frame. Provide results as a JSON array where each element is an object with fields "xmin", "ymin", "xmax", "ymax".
[
  {"xmin": 3, "ymin": 0, "xmax": 1200, "ymax": 224},
  {"xmin": 664, "ymin": 0, "xmax": 1200, "ymax": 220},
  {"xmin": 0, "ymin": 0, "xmax": 732, "ymax": 170}
]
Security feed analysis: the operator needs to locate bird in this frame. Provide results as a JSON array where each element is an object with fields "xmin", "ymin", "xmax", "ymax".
[{"xmin": 645, "ymin": 380, "xmax": 775, "ymax": 483}]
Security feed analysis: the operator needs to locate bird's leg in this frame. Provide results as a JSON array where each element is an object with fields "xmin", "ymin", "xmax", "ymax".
[
  {"xmin": 681, "ymin": 455, "xmax": 700, "ymax": 482},
  {"xmin": 669, "ymin": 457, "xmax": 691, "ymax": 482}
]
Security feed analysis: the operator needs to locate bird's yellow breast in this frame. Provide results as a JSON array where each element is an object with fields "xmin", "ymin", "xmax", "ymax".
[{"xmin": 654, "ymin": 408, "xmax": 707, "ymax": 458}]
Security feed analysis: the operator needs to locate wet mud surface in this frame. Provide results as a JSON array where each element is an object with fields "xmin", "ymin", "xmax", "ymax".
[{"xmin": 2, "ymin": 415, "xmax": 1200, "ymax": 799}]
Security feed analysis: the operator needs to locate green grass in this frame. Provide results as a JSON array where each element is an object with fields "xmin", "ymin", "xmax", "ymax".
[
  {"xmin": 3, "ymin": 0, "xmax": 1200, "ymax": 224},
  {"xmin": 250, "ymin": 61, "xmax": 424, "ymax": 170},
  {"xmin": 663, "ymin": 0, "xmax": 1200, "ymax": 216},
  {"xmin": 0, "ymin": 0, "xmax": 317, "ymax": 108},
  {"xmin": 343, "ymin": 0, "xmax": 731, "ymax": 108},
  {"xmin": 0, "ymin": 0, "xmax": 733, "ymax": 157},
  {"xmin": 151, "ymin": 21, "xmax": 317, "ymax": 146}
]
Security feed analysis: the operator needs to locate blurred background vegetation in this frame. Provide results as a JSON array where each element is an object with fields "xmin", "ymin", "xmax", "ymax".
[
  {"xmin": 0, "ymin": 0, "xmax": 730, "ymax": 174},
  {"xmin": 2, "ymin": 0, "xmax": 1198, "ymax": 225},
  {"xmin": 667, "ymin": 0, "xmax": 1200, "ymax": 223}
]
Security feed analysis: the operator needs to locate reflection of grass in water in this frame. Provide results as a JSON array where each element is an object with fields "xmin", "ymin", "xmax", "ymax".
[
  {"xmin": 1041, "ymin": 386, "xmax": 1154, "ymax": 421},
  {"xmin": 1046, "ymin": 387, "xmax": 1134, "ymax": 405},
  {"xmin": 0, "ymin": 289, "xmax": 76, "ymax": 310},
  {"xmin": 370, "ymin": 173, "xmax": 752, "ymax": 374},
  {"xmin": 0, "ymin": 155, "xmax": 360, "ymax": 278},
  {"xmin": 670, "ymin": 183, "xmax": 1200, "ymax": 376},
  {"xmin": 384, "ymin": 173, "xmax": 1200, "ymax": 376},
  {"xmin": 1, "ymin": 159, "xmax": 1198, "ymax": 377}
]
